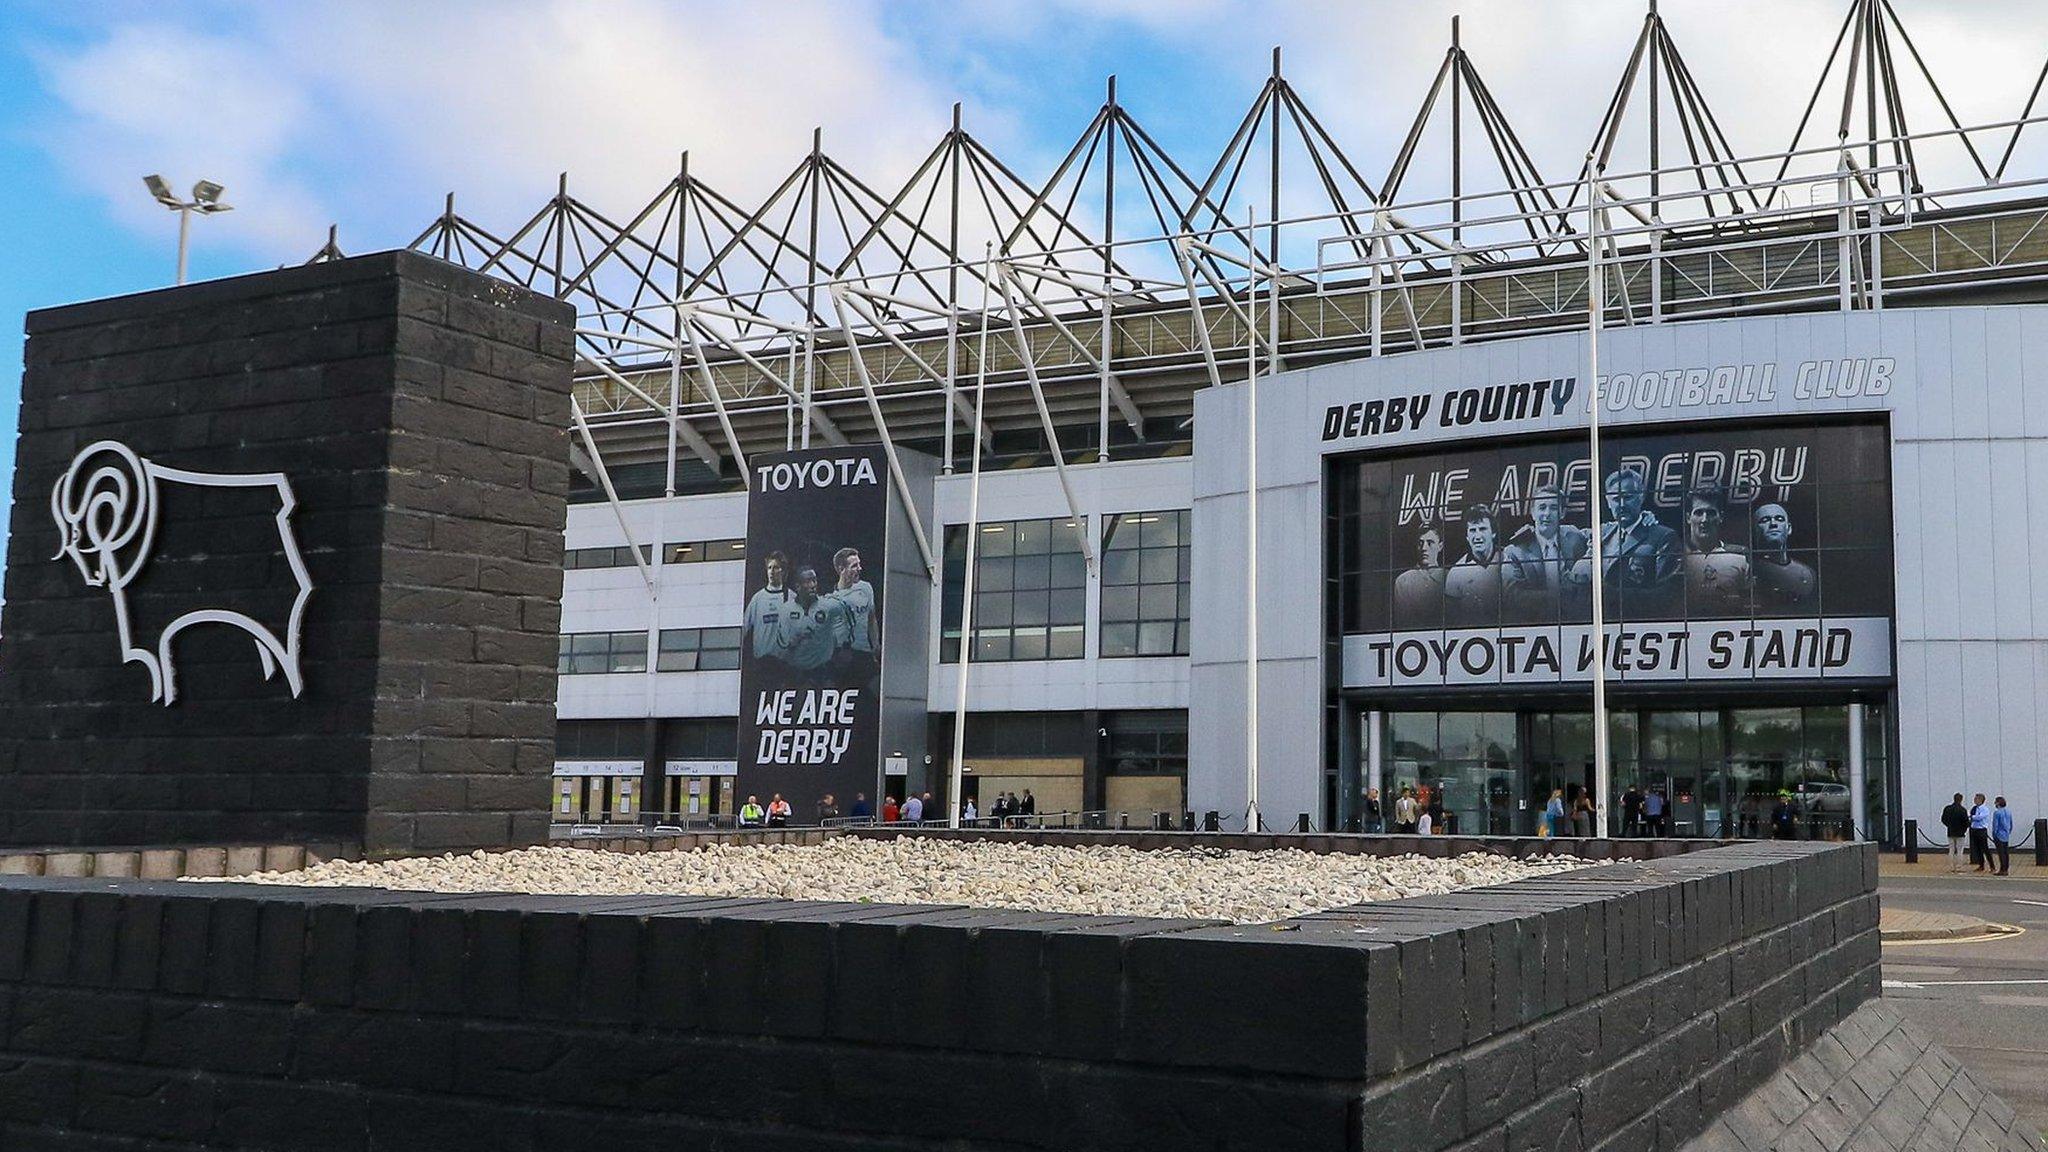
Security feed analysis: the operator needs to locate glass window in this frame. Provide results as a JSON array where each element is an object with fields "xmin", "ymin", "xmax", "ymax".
[
  {"xmin": 663, "ymin": 538, "xmax": 746, "ymax": 565},
  {"xmin": 1100, "ymin": 509, "xmax": 1191, "ymax": 657},
  {"xmin": 941, "ymin": 518, "xmax": 1088, "ymax": 662},
  {"xmin": 656, "ymin": 626, "xmax": 741, "ymax": 672},
  {"xmin": 564, "ymin": 544, "xmax": 653, "ymax": 570},
  {"xmin": 559, "ymin": 631, "xmax": 650, "ymax": 674}
]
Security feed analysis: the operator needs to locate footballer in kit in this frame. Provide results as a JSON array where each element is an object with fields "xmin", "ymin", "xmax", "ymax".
[
  {"xmin": 741, "ymin": 550, "xmax": 797, "ymax": 673},
  {"xmin": 1682, "ymin": 485, "xmax": 1752, "ymax": 615}
]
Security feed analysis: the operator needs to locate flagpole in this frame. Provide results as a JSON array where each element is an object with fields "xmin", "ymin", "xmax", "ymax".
[{"xmin": 1586, "ymin": 169, "xmax": 1612, "ymax": 839}]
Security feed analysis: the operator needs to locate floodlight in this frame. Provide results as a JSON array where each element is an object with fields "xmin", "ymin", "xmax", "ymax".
[{"xmin": 142, "ymin": 174, "xmax": 234, "ymax": 284}]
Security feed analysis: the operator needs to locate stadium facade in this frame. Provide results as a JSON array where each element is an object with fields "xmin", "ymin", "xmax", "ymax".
[{"xmin": 361, "ymin": 1, "xmax": 2048, "ymax": 841}]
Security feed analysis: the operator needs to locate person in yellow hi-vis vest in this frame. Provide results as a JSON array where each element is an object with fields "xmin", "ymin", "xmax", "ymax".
[{"xmin": 738, "ymin": 796, "xmax": 765, "ymax": 827}]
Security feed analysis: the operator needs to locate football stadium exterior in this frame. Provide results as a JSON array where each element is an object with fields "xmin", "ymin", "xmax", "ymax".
[{"xmin": 371, "ymin": 6, "xmax": 2048, "ymax": 843}]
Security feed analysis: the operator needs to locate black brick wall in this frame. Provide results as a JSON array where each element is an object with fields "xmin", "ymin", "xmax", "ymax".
[
  {"xmin": 0, "ymin": 838, "xmax": 1879, "ymax": 1151},
  {"xmin": 0, "ymin": 252, "xmax": 574, "ymax": 856}
]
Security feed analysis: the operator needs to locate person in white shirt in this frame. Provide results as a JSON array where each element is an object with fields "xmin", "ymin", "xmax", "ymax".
[
  {"xmin": 741, "ymin": 551, "xmax": 795, "ymax": 666},
  {"xmin": 827, "ymin": 547, "xmax": 879, "ymax": 681},
  {"xmin": 1416, "ymin": 809, "xmax": 1434, "ymax": 836}
]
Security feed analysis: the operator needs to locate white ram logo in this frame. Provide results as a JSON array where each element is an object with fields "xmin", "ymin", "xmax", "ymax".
[{"xmin": 50, "ymin": 440, "xmax": 312, "ymax": 705}]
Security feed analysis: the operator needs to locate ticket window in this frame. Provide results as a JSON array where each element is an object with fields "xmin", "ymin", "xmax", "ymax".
[
  {"xmin": 614, "ymin": 779, "xmax": 638, "ymax": 821},
  {"xmin": 555, "ymin": 779, "xmax": 577, "ymax": 820}
]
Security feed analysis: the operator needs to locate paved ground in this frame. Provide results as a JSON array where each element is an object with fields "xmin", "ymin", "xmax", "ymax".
[{"xmin": 1880, "ymin": 870, "xmax": 2048, "ymax": 1136}]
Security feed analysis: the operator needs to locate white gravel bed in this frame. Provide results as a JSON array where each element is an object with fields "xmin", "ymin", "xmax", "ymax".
[{"xmin": 216, "ymin": 838, "xmax": 1589, "ymax": 924}]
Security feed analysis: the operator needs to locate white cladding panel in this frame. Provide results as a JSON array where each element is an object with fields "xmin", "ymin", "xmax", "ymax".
[
  {"xmin": 1190, "ymin": 304, "xmax": 2048, "ymax": 832},
  {"xmin": 559, "ymin": 456, "xmax": 1195, "ymax": 723}
]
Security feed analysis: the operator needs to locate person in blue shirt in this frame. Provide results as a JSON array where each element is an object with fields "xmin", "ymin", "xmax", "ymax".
[
  {"xmin": 1968, "ymin": 794, "xmax": 1992, "ymax": 873},
  {"xmin": 1992, "ymin": 797, "xmax": 2015, "ymax": 877}
]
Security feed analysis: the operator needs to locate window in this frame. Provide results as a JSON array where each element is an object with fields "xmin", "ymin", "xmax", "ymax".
[
  {"xmin": 558, "ymin": 719, "xmax": 644, "ymax": 760},
  {"xmin": 664, "ymin": 538, "xmax": 746, "ymax": 565},
  {"xmin": 657, "ymin": 626, "xmax": 742, "ymax": 672},
  {"xmin": 940, "ymin": 517, "xmax": 1087, "ymax": 662},
  {"xmin": 1100, "ymin": 509, "xmax": 1190, "ymax": 657},
  {"xmin": 557, "ymin": 631, "xmax": 649, "ymax": 675},
  {"xmin": 1104, "ymin": 711, "xmax": 1189, "ymax": 776},
  {"xmin": 564, "ymin": 544, "xmax": 653, "ymax": 570}
]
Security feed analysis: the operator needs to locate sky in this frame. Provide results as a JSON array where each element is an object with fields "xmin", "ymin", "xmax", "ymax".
[{"xmin": 3, "ymin": 0, "xmax": 2046, "ymax": 593}]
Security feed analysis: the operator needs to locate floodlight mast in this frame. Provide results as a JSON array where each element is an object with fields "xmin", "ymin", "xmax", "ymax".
[{"xmin": 142, "ymin": 175, "xmax": 233, "ymax": 285}]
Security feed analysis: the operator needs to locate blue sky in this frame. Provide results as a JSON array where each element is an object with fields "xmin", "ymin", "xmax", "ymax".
[{"xmin": 3, "ymin": 0, "xmax": 2043, "ymax": 597}]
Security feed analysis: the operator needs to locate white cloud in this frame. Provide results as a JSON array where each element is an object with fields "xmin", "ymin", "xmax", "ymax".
[{"xmin": 23, "ymin": 0, "xmax": 2048, "ymax": 276}]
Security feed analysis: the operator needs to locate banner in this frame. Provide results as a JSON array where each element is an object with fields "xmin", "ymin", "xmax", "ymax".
[
  {"xmin": 1336, "ymin": 421, "xmax": 1894, "ymax": 688},
  {"xmin": 736, "ymin": 447, "xmax": 889, "ymax": 813}
]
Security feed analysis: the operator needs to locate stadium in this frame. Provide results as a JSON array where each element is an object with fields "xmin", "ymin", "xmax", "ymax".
[{"xmin": 362, "ymin": 0, "xmax": 2048, "ymax": 843}]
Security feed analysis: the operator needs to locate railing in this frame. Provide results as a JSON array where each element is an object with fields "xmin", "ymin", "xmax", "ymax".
[{"xmin": 561, "ymin": 118, "xmax": 2048, "ymax": 485}]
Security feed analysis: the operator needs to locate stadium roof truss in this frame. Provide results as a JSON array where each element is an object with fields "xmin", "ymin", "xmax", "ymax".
[{"xmin": 311, "ymin": 0, "xmax": 2048, "ymax": 581}]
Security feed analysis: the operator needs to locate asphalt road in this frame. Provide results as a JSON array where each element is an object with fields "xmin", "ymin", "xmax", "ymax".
[{"xmin": 1881, "ymin": 873, "xmax": 2048, "ymax": 1136}]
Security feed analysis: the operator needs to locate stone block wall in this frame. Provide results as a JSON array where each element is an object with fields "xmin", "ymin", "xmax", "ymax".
[
  {"xmin": 0, "ymin": 252, "xmax": 574, "ymax": 855},
  {"xmin": 0, "ymin": 838, "xmax": 1878, "ymax": 1150}
]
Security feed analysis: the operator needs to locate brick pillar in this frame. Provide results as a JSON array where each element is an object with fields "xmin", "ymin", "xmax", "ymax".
[{"xmin": 0, "ymin": 251, "xmax": 574, "ymax": 856}]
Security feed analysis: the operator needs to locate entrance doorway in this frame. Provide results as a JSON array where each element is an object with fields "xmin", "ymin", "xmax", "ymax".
[{"xmin": 1353, "ymin": 701, "xmax": 1887, "ymax": 840}]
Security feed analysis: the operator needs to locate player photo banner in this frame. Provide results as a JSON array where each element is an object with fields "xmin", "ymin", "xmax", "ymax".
[
  {"xmin": 737, "ymin": 446, "xmax": 889, "ymax": 811},
  {"xmin": 1336, "ymin": 420, "xmax": 1895, "ymax": 688}
]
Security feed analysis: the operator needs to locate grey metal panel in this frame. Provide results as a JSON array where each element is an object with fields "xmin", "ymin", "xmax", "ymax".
[
  {"xmin": 1949, "ymin": 444, "xmax": 1997, "ymax": 641},
  {"xmin": 1186, "ymin": 660, "xmax": 1247, "ymax": 820},
  {"xmin": 880, "ymin": 448, "xmax": 938, "ymax": 790},
  {"xmin": 1919, "ymin": 642, "xmax": 1968, "ymax": 810},
  {"xmin": 2023, "ymin": 309, "xmax": 2048, "ymax": 440},
  {"xmin": 1948, "ymin": 309, "xmax": 1992, "ymax": 441},
  {"xmin": 1890, "ymin": 443, "xmax": 1926, "ymax": 643},
  {"xmin": 1915, "ymin": 441, "xmax": 1964, "ymax": 641},
  {"xmin": 1957, "ymin": 643, "xmax": 2002, "ymax": 802},
  {"xmin": 1906, "ymin": 309, "xmax": 1952, "ymax": 443},
  {"xmin": 2026, "ymin": 441, "xmax": 2048, "ymax": 630},
  {"xmin": 1995, "ymin": 642, "xmax": 2036, "ymax": 804},
  {"xmin": 1985, "ymin": 439, "xmax": 2033, "ymax": 638},
  {"xmin": 1188, "ymin": 491, "xmax": 1246, "ymax": 668},
  {"xmin": 1983, "ymin": 308, "xmax": 2026, "ymax": 440}
]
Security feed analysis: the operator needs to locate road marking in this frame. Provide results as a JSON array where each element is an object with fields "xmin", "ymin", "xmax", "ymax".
[
  {"xmin": 2013, "ymin": 899, "xmax": 2048, "ymax": 908},
  {"xmin": 1884, "ymin": 977, "xmax": 2048, "ymax": 989}
]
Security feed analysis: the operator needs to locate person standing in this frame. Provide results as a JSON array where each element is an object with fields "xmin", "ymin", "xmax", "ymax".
[
  {"xmin": 1395, "ymin": 787, "xmax": 1418, "ymax": 834},
  {"xmin": 901, "ymin": 793, "xmax": 923, "ymax": 824},
  {"xmin": 1543, "ymin": 789, "xmax": 1566, "ymax": 838},
  {"xmin": 881, "ymin": 796, "xmax": 900, "ymax": 824},
  {"xmin": 962, "ymin": 797, "xmax": 978, "ymax": 825},
  {"xmin": 919, "ymin": 792, "xmax": 937, "ymax": 827},
  {"xmin": 1621, "ymin": 784, "xmax": 1644, "ymax": 837},
  {"xmin": 1572, "ymin": 792, "xmax": 1595, "ymax": 838},
  {"xmin": 1416, "ymin": 808, "xmax": 1434, "ymax": 836},
  {"xmin": 815, "ymin": 793, "xmax": 840, "ymax": 824},
  {"xmin": 1644, "ymin": 788, "xmax": 1667, "ymax": 837},
  {"xmin": 1992, "ymin": 797, "xmax": 2015, "ymax": 877},
  {"xmin": 849, "ymin": 793, "xmax": 872, "ymax": 822},
  {"xmin": 1363, "ymin": 787, "xmax": 1384, "ymax": 834},
  {"xmin": 1941, "ymin": 793, "xmax": 1970, "ymax": 872},
  {"xmin": 767, "ymin": 794, "xmax": 792, "ymax": 828},
  {"xmin": 1969, "ymin": 793, "xmax": 1993, "ymax": 873},
  {"xmin": 1020, "ymin": 790, "xmax": 1037, "ymax": 822},
  {"xmin": 738, "ymin": 795, "xmax": 765, "ymax": 828}
]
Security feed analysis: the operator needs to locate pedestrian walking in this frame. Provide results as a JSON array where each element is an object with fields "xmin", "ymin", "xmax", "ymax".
[
  {"xmin": 1992, "ymin": 797, "xmax": 2014, "ymax": 877},
  {"xmin": 1572, "ymin": 792, "xmax": 1594, "ymax": 838},
  {"xmin": 1969, "ymin": 793, "xmax": 1992, "ymax": 873},
  {"xmin": 1941, "ymin": 793, "xmax": 1970, "ymax": 872},
  {"xmin": 1542, "ymin": 789, "xmax": 1565, "ymax": 837}
]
